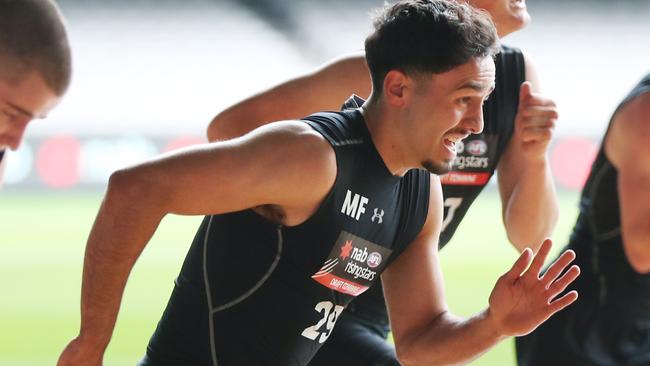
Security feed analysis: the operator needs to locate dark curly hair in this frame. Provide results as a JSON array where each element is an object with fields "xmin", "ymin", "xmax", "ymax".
[{"xmin": 365, "ymin": 0, "xmax": 500, "ymax": 95}]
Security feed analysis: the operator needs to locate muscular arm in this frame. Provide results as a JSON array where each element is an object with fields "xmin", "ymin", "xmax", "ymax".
[
  {"xmin": 497, "ymin": 53, "xmax": 559, "ymax": 252},
  {"xmin": 605, "ymin": 92, "xmax": 650, "ymax": 274},
  {"xmin": 383, "ymin": 177, "xmax": 579, "ymax": 366},
  {"xmin": 58, "ymin": 122, "xmax": 336, "ymax": 364},
  {"xmin": 207, "ymin": 53, "xmax": 371, "ymax": 141},
  {"xmin": 383, "ymin": 178, "xmax": 504, "ymax": 365}
]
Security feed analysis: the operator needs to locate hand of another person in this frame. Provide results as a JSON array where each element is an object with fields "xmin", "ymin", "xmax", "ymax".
[
  {"xmin": 488, "ymin": 238, "xmax": 579, "ymax": 337},
  {"xmin": 513, "ymin": 82, "xmax": 558, "ymax": 163}
]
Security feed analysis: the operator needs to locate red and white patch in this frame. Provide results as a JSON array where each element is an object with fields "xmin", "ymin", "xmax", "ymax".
[
  {"xmin": 440, "ymin": 172, "xmax": 491, "ymax": 186},
  {"xmin": 312, "ymin": 231, "xmax": 392, "ymax": 296}
]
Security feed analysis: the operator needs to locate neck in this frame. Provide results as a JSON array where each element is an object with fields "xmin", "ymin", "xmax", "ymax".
[{"xmin": 360, "ymin": 96, "xmax": 412, "ymax": 177}]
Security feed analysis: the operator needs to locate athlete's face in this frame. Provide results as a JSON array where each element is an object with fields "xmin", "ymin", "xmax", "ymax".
[
  {"xmin": 0, "ymin": 71, "xmax": 60, "ymax": 150},
  {"xmin": 404, "ymin": 56, "xmax": 495, "ymax": 175},
  {"xmin": 466, "ymin": 0, "xmax": 531, "ymax": 38}
]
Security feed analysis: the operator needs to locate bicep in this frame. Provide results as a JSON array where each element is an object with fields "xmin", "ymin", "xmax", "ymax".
[
  {"xmin": 209, "ymin": 54, "xmax": 371, "ymax": 141},
  {"xmin": 382, "ymin": 176, "xmax": 446, "ymax": 342},
  {"xmin": 118, "ymin": 122, "xmax": 335, "ymax": 216}
]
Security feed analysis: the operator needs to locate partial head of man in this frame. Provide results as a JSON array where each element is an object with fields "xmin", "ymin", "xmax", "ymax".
[
  {"xmin": 364, "ymin": 0, "xmax": 499, "ymax": 175},
  {"xmin": 466, "ymin": 0, "xmax": 531, "ymax": 38},
  {"xmin": 0, "ymin": 0, "xmax": 71, "ymax": 151}
]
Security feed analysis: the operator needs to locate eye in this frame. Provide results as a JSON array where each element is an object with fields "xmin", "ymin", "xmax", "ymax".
[{"xmin": 457, "ymin": 97, "xmax": 472, "ymax": 105}]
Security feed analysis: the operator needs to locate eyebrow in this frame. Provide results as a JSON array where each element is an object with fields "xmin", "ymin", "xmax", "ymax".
[
  {"xmin": 457, "ymin": 81, "xmax": 495, "ymax": 94},
  {"xmin": 6, "ymin": 101, "xmax": 36, "ymax": 119}
]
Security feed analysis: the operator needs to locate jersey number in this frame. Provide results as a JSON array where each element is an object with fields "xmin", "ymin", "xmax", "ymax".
[
  {"xmin": 441, "ymin": 197, "xmax": 463, "ymax": 232},
  {"xmin": 301, "ymin": 301, "xmax": 345, "ymax": 343}
]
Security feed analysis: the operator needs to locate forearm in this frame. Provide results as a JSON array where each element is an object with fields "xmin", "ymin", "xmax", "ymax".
[
  {"xmin": 397, "ymin": 309, "xmax": 505, "ymax": 366},
  {"xmin": 503, "ymin": 158, "xmax": 558, "ymax": 252},
  {"xmin": 76, "ymin": 173, "xmax": 165, "ymax": 352},
  {"xmin": 208, "ymin": 55, "xmax": 371, "ymax": 142}
]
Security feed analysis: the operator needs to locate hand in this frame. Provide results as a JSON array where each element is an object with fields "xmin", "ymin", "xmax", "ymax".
[
  {"xmin": 488, "ymin": 238, "xmax": 580, "ymax": 337},
  {"xmin": 57, "ymin": 336, "xmax": 104, "ymax": 366},
  {"xmin": 513, "ymin": 82, "xmax": 558, "ymax": 162}
]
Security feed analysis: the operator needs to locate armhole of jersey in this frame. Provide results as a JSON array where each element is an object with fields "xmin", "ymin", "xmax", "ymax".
[
  {"xmin": 494, "ymin": 46, "xmax": 526, "ymax": 162},
  {"xmin": 386, "ymin": 170, "xmax": 431, "ymax": 265}
]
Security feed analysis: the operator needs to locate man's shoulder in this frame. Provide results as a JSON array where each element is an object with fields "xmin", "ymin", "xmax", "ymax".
[{"xmin": 302, "ymin": 110, "xmax": 369, "ymax": 148}]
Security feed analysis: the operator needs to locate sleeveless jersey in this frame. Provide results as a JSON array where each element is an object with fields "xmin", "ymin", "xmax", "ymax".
[
  {"xmin": 515, "ymin": 74, "xmax": 650, "ymax": 366},
  {"xmin": 569, "ymin": 73, "xmax": 650, "ymax": 284},
  {"xmin": 142, "ymin": 110, "xmax": 430, "ymax": 366},
  {"xmin": 338, "ymin": 45, "xmax": 526, "ymax": 326}
]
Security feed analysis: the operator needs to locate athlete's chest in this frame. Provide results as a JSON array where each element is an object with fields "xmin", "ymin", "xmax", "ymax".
[{"xmin": 283, "ymin": 175, "xmax": 408, "ymax": 297}]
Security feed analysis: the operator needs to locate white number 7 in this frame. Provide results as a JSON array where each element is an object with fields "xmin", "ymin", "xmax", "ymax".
[
  {"xmin": 301, "ymin": 301, "xmax": 345, "ymax": 343},
  {"xmin": 441, "ymin": 197, "xmax": 463, "ymax": 232}
]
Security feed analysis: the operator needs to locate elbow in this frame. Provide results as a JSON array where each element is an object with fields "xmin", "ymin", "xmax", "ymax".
[
  {"xmin": 106, "ymin": 167, "xmax": 164, "ymax": 212},
  {"xmin": 393, "ymin": 335, "xmax": 440, "ymax": 366},
  {"xmin": 395, "ymin": 342, "xmax": 420, "ymax": 366},
  {"xmin": 394, "ymin": 329, "xmax": 426, "ymax": 366},
  {"xmin": 207, "ymin": 110, "xmax": 238, "ymax": 142},
  {"xmin": 206, "ymin": 114, "xmax": 223, "ymax": 142},
  {"xmin": 395, "ymin": 347, "xmax": 453, "ymax": 366},
  {"xmin": 505, "ymin": 229, "xmax": 545, "ymax": 254},
  {"xmin": 505, "ymin": 211, "xmax": 559, "ymax": 253}
]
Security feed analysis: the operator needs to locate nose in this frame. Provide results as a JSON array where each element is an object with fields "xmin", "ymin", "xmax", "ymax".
[{"xmin": 461, "ymin": 103, "xmax": 484, "ymax": 135}]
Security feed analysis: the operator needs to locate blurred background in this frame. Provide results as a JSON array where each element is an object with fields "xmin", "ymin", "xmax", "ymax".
[{"xmin": 1, "ymin": 0, "xmax": 648, "ymax": 365}]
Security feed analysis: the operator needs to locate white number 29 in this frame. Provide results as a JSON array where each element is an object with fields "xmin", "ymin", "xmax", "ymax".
[{"xmin": 301, "ymin": 301, "xmax": 345, "ymax": 343}]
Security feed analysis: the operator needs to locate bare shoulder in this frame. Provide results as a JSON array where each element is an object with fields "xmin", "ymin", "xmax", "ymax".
[
  {"xmin": 247, "ymin": 120, "xmax": 338, "ymax": 204},
  {"xmin": 606, "ymin": 92, "xmax": 650, "ymax": 169},
  {"xmin": 249, "ymin": 120, "xmax": 335, "ymax": 166}
]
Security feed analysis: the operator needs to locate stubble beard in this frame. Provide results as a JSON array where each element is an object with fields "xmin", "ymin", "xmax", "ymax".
[{"xmin": 421, "ymin": 159, "xmax": 452, "ymax": 175}]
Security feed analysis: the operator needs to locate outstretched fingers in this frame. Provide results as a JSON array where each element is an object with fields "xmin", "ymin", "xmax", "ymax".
[
  {"xmin": 506, "ymin": 247, "xmax": 534, "ymax": 281},
  {"xmin": 547, "ymin": 265, "xmax": 581, "ymax": 300},
  {"xmin": 525, "ymin": 238, "xmax": 553, "ymax": 279},
  {"xmin": 548, "ymin": 290, "xmax": 579, "ymax": 315},
  {"xmin": 541, "ymin": 249, "xmax": 577, "ymax": 288}
]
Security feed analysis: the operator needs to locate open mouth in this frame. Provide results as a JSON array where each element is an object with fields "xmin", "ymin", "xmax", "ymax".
[{"xmin": 443, "ymin": 136, "xmax": 463, "ymax": 154}]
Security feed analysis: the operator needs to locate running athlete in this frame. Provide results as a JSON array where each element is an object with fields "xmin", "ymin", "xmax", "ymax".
[
  {"xmin": 207, "ymin": 0, "xmax": 559, "ymax": 364},
  {"xmin": 516, "ymin": 75, "xmax": 650, "ymax": 365},
  {"xmin": 0, "ymin": 0, "xmax": 72, "ymax": 186},
  {"xmin": 58, "ymin": 2, "xmax": 579, "ymax": 365}
]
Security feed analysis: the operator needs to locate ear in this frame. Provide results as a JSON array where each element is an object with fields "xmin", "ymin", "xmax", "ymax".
[{"xmin": 382, "ymin": 70, "xmax": 412, "ymax": 108}]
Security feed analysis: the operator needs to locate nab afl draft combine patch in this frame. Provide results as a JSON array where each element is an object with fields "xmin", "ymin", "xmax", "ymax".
[{"xmin": 311, "ymin": 231, "xmax": 392, "ymax": 296}]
